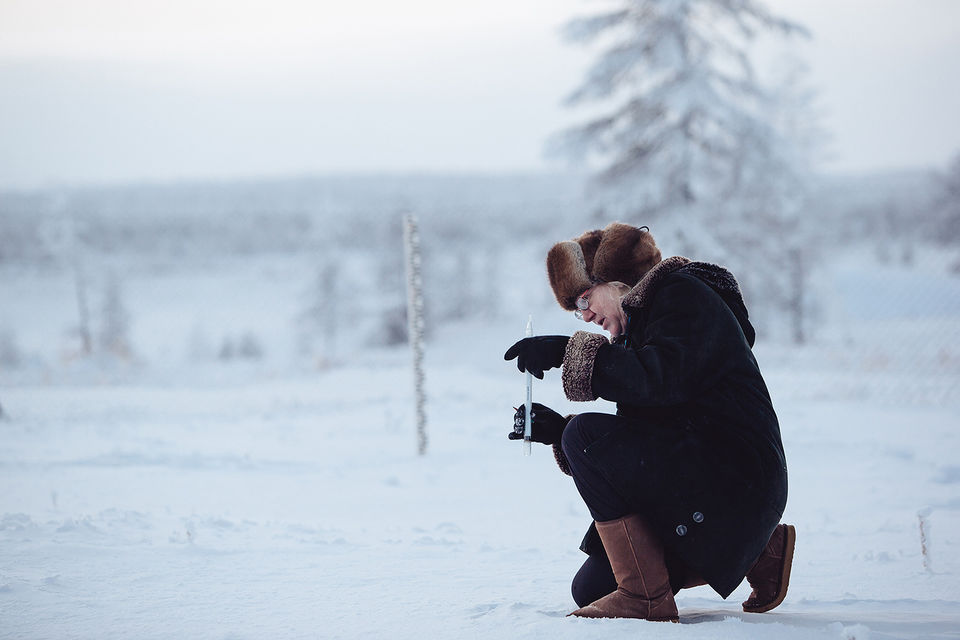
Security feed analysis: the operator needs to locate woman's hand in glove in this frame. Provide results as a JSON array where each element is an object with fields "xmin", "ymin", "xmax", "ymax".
[
  {"xmin": 503, "ymin": 335, "xmax": 570, "ymax": 379},
  {"xmin": 509, "ymin": 402, "xmax": 568, "ymax": 446}
]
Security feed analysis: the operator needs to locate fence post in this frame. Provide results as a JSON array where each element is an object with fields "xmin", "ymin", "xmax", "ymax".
[{"xmin": 403, "ymin": 213, "xmax": 427, "ymax": 455}]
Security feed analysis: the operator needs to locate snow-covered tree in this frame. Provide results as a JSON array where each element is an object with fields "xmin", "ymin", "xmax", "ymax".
[
  {"xmin": 99, "ymin": 271, "xmax": 132, "ymax": 358},
  {"xmin": 298, "ymin": 260, "xmax": 340, "ymax": 363},
  {"xmin": 550, "ymin": 0, "xmax": 807, "ymax": 220},
  {"xmin": 931, "ymin": 151, "xmax": 960, "ymax": 246},
  {"xmin": 376, "ymin": 215, "xmax": 410, "ymax": 347},
  {"xmin": 0, "ymin": 328, "xmax": 23, "ymax": 372},
  {"xmin": 39, "ymin": 195, "xmax": 94, "ymax": 357},
  {"xmin": 552, "ymin": 3, "xmax": 827, "ymax": 342},
  {"xmin": 713, "ymin": 56, "xmax": 828, "ymax": 344}
]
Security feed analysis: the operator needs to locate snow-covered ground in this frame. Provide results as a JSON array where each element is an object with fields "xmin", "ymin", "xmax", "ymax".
[{"xmin": 2, "ymin": 246, "xmax": 959, "ymax": 639}]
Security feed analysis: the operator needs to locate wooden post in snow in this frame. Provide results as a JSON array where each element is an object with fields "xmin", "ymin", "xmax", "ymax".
[{"xmin": 403, "ymin": 213, "xmax": 427, "ymax": 456}]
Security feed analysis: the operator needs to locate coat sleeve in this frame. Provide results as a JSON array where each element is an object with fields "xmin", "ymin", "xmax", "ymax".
[
  {"xmin": 562, "ymin": 273, "xmax": 744, "ymax": 406},
  {"xmin": 549, "ymin": 413, "xmax": 578, "ymax": 475}
]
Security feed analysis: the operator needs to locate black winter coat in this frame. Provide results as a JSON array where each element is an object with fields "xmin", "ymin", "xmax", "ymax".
[{"xmin": 558, "ymin": 256, "xmax": 787, "ymax": 598}]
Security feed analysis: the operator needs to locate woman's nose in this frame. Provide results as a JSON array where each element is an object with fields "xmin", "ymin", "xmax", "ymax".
[{"xmin": 581, "ymin": 309, "xmax": 595, "ymax": 322}]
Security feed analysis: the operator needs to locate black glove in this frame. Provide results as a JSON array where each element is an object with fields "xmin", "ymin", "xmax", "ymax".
[
  {"xmin": 503, "ymin": 335, "xmax": 569, "ymax": 379},
  {"xmin": 509, "ymin": 402, "xmax": 567, "ymax": 446}
]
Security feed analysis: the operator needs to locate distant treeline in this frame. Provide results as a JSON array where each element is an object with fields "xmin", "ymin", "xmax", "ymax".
[
  {"xmin": 0, "ymin": 169, "xmax": 956, "ymax": 353},
  {"xmin": 0, "ymin": 173, "xmax": 591, "ymax": 263}
]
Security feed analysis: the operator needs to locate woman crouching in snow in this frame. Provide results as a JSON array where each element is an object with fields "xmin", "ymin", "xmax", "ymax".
[{"xmin": 504, "ymin": 222, "xmax": 795, "ymax": 622}]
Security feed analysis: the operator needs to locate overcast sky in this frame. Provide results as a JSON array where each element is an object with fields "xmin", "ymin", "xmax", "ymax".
[{"xmin": 1, "ymin": 0, "xmax": 958, "ymax": 189}]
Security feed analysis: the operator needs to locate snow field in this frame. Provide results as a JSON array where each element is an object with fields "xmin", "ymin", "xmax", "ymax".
[
  {"xmin": 2, "ymin": 244, "xmax": 959, "ymax": 638},
  {"xmin": 2, "ymin": 321, "xmax": 959, "ymax": 638}
]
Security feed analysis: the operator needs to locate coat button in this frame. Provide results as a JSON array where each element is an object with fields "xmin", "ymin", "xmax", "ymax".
[
  {"xmin": 692, "ymin": 512, "xmax": 704, "ymax": 523},
  {"xmin": 676, "ymin": 525, "xmax": 687, "ymax": 536}
]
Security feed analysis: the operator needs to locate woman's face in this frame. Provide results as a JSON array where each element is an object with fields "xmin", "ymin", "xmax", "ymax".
[{"xmin": 577, "ymin": 282, "xmax": 629, "ymax": 336}]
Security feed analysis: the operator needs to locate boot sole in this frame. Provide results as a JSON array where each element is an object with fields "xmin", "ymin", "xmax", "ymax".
[
  {"xmin": 568, "ymin": 610, "xmax": 679, "ymax": 622},
  {"xmin": 742, "ymin": 524, "xmax": 796, "ymax": 613},
  {"xmin": 569, "ymin": 595, "xmax": 680, "ymax": 622}
]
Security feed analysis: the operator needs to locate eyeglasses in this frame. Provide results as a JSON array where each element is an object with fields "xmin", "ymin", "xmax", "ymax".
[{"xmin": 573, "ymin": 289, "xmax": 591, "ymax": 320}]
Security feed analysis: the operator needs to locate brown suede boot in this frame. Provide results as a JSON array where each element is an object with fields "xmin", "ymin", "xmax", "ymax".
[
  {"xmin": 742, "ymin": 523, "xmax": 796, "ymax": 613},
  {"xmin": 569, "ymin": 514, "xmax": 679, "ymax": 622}
]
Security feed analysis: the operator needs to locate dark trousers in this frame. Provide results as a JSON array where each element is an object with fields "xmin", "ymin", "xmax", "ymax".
[
  {"xmin": 561, "ymin": 412, "xmax": 633, "ymax": 522},
  {"xmin": 571, "ymin": 553, "xmax": 619, "ymax": 608},
  {"xmin": 562, "ymin": 412, "xmax": 700, "ymax": 607},
  {"xmin": 562, "ymin": 413, "xmax": 629, "ymax": 606}
]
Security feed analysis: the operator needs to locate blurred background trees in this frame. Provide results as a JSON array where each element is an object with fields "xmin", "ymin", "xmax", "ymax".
[
  {"xmin": 548, "ymin": 0, "xmax": 844, "ymax": 343},
  {"xmin": 0, "ymin": 1, "xmax": 956, "ymax": 371},
  {"xmin": 550, "ymin": 0, "xmax": 806, "ymax": 216},
  {"xmin": 931, "ymin": 152, "xmax": 960, "ymax": 250}
]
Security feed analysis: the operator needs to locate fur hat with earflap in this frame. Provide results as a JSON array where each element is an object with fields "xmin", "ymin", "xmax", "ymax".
[{"xmin": 546, "ymin": 222, "xmax": 662, "ymax": 310}]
